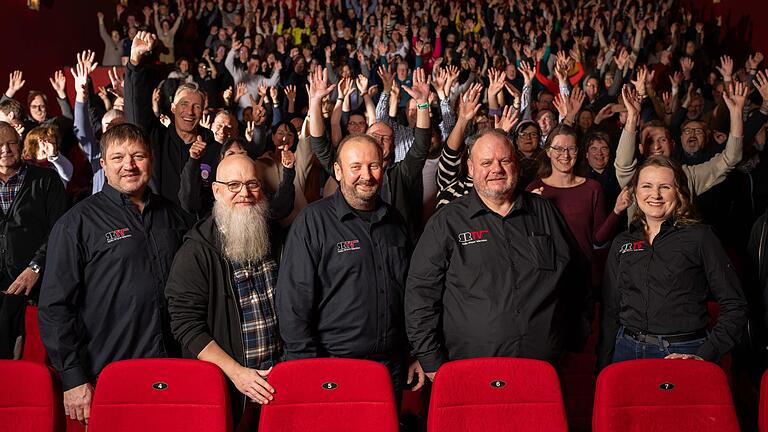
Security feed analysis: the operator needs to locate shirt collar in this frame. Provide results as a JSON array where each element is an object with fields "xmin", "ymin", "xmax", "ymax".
[
  {"xmin": 466, "ymin": 189, "xmax": 528, "ymax": 218},
  {"xmin": 0, "ymin": 162, "xmax": 27, "ymax": 185},
  {"xmin": 333, "ymin": 188, "xmax": 388, "ymax": 223},
  {"xmin": 628, "ymin": 218, "xmax": 676, "ymax": 234},
  {"xmin": 102, "ymin": 183, "xmax": 152, "ymax": 209}
]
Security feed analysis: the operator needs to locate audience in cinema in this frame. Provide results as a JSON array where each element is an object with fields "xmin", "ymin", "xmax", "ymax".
[{"xmin": 1, "ymin": 0, "xmax": 767, "ymax": 429}]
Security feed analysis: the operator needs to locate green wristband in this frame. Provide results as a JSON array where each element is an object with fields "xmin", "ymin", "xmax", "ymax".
[{"xmin": 417, "ymin": 102, "xmax": 429, "ymax": 110}]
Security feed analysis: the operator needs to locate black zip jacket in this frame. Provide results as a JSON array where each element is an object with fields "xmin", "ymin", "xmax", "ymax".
[
  {"xmin": 124, "ymin": 61, "xmax": 219, "ymax": 207},
  {"xmin": 276, "ymin": 190, "xmax": 412, "ymax": 360},
  {"xmin": 598, "ymin": 221, "xmax": 748, "ymax": 370},
  {"xmin": 165, "ymin": 215, "xmax": 267, "ymax": 423},
  {"xmin": 405, "ymin": 191, "xmax": 590, "ymax": 373},
  {"xmin": 0, "ymin": 164, "xmax": 67, "ymax": 292},
  {"xmin": 39, "ymin": 184, "xmax": 191, "ymax": 391}
]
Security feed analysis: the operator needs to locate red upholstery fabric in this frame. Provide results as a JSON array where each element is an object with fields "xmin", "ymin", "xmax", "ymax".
[
  {"xmin": 760, "ymin": 370, "xmax": 768, "ymax": 432},
  {"xmin": 88, "ymin": 359, "xmax": 231, "ymax": 432},
  {"xmin": 593, "ymin": 359, "xmax": 739, "ymax": 432},
  {"xmin": 0, "ymin": 360, "xmax": 58, "ymax": 431},
  {"xmin": 21, "ymin": 306, "xmax": 47, "ymax": 364},
  {"xmin": 427, "ymin": 357, "xmax": 568, "ymax": 432},
  {"xmin": 258, "ymin": 358, "xmax": 399, "ymax": 432}
]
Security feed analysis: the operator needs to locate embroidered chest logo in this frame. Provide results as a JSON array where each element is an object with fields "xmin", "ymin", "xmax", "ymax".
[
  {"xmin": 105, "ymin": 228, "xmax": 132, "ymax": 244},
  {"xmin": 619, "ymin": 240, "xmax": 646, "ymax": 254},
  {"xmin": 336, "ymin": 239, "xmax": 361, "ymax": 253},
  {"xmin": 458, "ymin": 229, "xmax": 489, "ymax": 246}
]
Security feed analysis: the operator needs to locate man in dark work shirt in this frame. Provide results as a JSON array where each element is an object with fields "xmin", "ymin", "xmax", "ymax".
[
  {"xmin": 406, "ymin": 130, "xmax": 590, "ymax": 381},
  {"xmin": 276, "ymin": 67, "xmax": 426, "ymax": 395}
]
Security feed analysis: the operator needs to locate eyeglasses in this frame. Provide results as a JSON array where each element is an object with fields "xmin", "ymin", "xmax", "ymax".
[
  {"xmin": 214, "ymin": 180, "xmax": 262, "ymax": 193},
  {"xmin": 549, "ymin": 146, "xmax": 578, "ymax": 155},
  {"xmin": 369, "ymin": 133, "xmax": 393, "ymax": 144},
  {"xmin": 681, "ymin": 127, "xmax": 705, "ymax": 135},
  {"xmin": 518, "ymin": 132, "xmax": 540, "ymax": 139}
]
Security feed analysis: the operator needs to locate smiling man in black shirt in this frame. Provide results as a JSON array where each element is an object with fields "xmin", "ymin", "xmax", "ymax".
[
  {"xmin": 406, "ymin": 130, "xmax": 590, "ymax": 381},
  {"xmin": 276, "ymin": 67, "xmax": 426, "ymax": 395},
  {"xmin": 39, "ymin": 124, "xmax": 191, "ymax": 425}
]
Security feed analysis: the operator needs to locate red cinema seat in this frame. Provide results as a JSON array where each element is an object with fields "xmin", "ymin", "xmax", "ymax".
[
  {"xmin": 593, "ymin": 359, "xmax": 738, "ymax": 432},
  {"xmin": 22, "ymin": 305, "xmax": 47, "ymax": 363},
  {"xmin": 258, "ymin": 358, "xmax": 398, "ymax": 432},
  {"xmin": 88, "ymin": 359, "xmax": 231, "ymax": 432},
  {"xmin": 427, "ymin": 357, "xmax": 568, "ymax": 432},
  {"xmin": 760, "ymin": 370, "xmax": 768, "ymax": 432},
  {"xmin": 0, "ymin": 360, "xmax": 59, "ymax": 431}
]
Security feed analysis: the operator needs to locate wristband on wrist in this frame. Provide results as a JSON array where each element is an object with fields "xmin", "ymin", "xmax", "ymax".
[{"xmin": 416, "ymin": 102, "xmax": 429, "ymax": 109}]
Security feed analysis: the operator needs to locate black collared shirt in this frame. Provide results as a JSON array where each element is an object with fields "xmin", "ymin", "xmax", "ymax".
[
  {"xmin": 39, "ymin": 184, "xmax": 191, "ymax": 390},
  {"xmin": 598, "ymin": 221, "xmax": 748, "ymax": 369},
  {"xmin": 276, "ymin": 190, "xmax": 411, "ymax": 359},
  {"xmin": 406, "ymin": 190, "xmax": 589, "ymax": 372}
]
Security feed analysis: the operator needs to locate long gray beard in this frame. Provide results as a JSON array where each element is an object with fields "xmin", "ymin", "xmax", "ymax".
[{"xmin": 213, "ymin": 200, "xmax": 271, "ymax": 263}]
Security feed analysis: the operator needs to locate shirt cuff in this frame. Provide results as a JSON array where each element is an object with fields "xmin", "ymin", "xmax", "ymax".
[{"xmin": 61, "ymin": 366, "xmax": 90, "ymax": 391}]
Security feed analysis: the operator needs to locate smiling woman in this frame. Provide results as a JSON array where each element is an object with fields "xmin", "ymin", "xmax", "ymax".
[{"xmin": 599, "ymin": 155, "xmax": 747, "ymax": 370}]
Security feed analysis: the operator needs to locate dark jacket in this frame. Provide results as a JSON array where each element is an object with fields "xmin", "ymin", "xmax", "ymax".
[
  {"xmin": 0, "ymin": 164, "xmax": 67, "ymax": 292},
  {"xmin": 124, "ymin": 61, "xmax": 219, "ymax": 207},
  {"xmin": 165, "ymin": 215, "xmax": 258, "ymax": 423}
]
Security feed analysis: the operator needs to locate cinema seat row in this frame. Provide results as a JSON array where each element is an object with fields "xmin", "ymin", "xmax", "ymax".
[{"xmin": 1, "ymin": 355, "xmax": 759, "ymax": 432}]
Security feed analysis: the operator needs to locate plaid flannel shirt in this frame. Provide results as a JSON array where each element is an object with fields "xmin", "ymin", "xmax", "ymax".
[
  {"xmin": 231, "ymin": 258, "xmax": 282, "ymax": 370},
  {"xmin": 0, "ymin": 163, "xmax": 26, "ymax": 215}
]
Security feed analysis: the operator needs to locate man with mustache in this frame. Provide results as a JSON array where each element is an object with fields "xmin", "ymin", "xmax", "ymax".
[
  {"xmin": 276, "ymin": 67, "xmax": 427, "ymax": 399},
  {"xmin": 39, "ymin": 123, "xmax": 191, "ymax": 425},
  {"xmin": 124, "ymin": 31, "xmax": 219, "ymax": 207},
  {"xmin": 166, "ymin": 155, "xmax": 280, "ymax": 429},
  {"xmin": 405, "ymin": 130, "xmax": 589, "ymax": 380}
]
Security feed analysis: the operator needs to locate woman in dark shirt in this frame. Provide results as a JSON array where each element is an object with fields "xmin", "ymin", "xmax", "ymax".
[{"xmin": 598, "ymin": 156, "xmax": 748, "ymax": 370}]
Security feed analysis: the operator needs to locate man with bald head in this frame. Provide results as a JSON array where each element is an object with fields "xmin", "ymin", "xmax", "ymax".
[
  {"xmin": 308, "ymin": 66, "xmax": 432, "ymax": 239},
  {"xmin": 166, "ymin": 155, "xmax": 281, "ymax": 428},
  {"xmin": 277, "ymin": 128, "xmax": 426, "ymax": 396},
  {"xmin": 406, "ymin": 130, "xmax": 589, "ymax": 380}
]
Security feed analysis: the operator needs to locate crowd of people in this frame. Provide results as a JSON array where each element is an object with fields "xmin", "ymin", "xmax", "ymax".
[{"xmin": 1, "ymin": 0, "xmax": 767, "ymax": 429}]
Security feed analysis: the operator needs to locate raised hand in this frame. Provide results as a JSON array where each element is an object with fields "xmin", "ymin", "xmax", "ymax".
[
  {"xmin": 69, "ymin": 63, "xmax": 90, "ymax": 102},
  {"xmin": 754, "ymin": 70, "xmax": 768, "ymax": 101},
  {"xmin": 308, "ymin": 67, "xmax": 336, "ymax": 101},
  {"xmin": 245, "ymin": 121, "xmax": 256, "ymax": 142},
  {"xmin": 285, "ymin": 85, "xmax": 297, "ymax": 103},
  {"xmin": 252, "ymin": 104, "xmax": 267, "ymax": 125},
  {"xmin": 377, "ymin": 64, "xmax": 394, "ymax": 92},
  {"xmin": 669, "ymin": 71, "xmax": 683, "ymax": 93},
  {"xmin": 269, "ymin": 87, "xmax": 279, "ymax": 104},
  {"xmin": 594, "ymin": 103, "xmax": 614, "ymax": 124},
  {"xmin": 614, "ymin": 48, "xmax": 630, "ymax": 70},
  {"xmin": 458, "ymin": 83, "xmax": 483, "ymax": 122},
  {"xmin": 235, "ymin": 82, "xmax": 248, "ymax": 103},
  {"xmin": 487, "ymin": 68, "xmax": 506, "ymax": 98},
  {"xmin": 49, "ymin": 70, "xmax": 67, "ymax": 99},
  {"xmin": 402, "ymin": 67, "xmax": 431, "ymax": 103},
  {"xmin": 621, "ymin": 84, "xmax": 641, "ymax": 118},
  {"xmin": 108, "ymin": 66, "xmax": 124, "ymax": 97},
  {"xmin": 519, "ymin": 61, "xmax": 535, "ymax": 86},
  {"xmin": 680, "ymin": 57, "xmax": 694, "ymax": 79},
  {"xmin": 630, "ymin": 65, "xmax": 649, "ymax": 95},
  {"xmin": 715, "ymin": 55, "xmax": 733, "ymax": 81},
  {"xmin": 130, "ymin": 31, "xmax": 157, "ymax": 65},
  {"xmin": 494, "ymin": 105, "xmax": 520, "ymax": 133},
  {"xmin": 355, "ymin": 74, "xmax": 369, "ymax": 95},
  {"xmin": 747, "ymin": 52, "xmax": 765, "ymax": 71},
  {"xmin": 281, "ymin": 148, "xmax": 296, "ymax": 168},
  {"xmin": 77, "ymin": 50, "xmax": 98, "ymax": 74},
  {"xmin": 6, "ymin": 70, "xmax": 25, "ymax": 98},
  {"xmin": 337, "ymin": 77, "xmax": 354, "ymax": 98},
  {"xmin": 199, "ymin": 113, "xmax": 212, "ymax": 129},
  {"xmin": 222, "ymin": 86, "xmax": 233, "ymax": 105},
  {"xmin": 189, "ymin": 135, "xmax": 207, "ymax": 159},
  {"xmin": 722, "ymin": 80, "xmax": 748, "ymax": 113},
  {"xmin": 567, "ymin": 86, "xmax": 585, "ymax": 116},
  {"xmin": 613, "ymin": 186, "xmax": 631, "ymax": 214}
]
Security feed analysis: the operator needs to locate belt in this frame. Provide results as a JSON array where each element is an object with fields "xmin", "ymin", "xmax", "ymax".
[{"xmin": 624, "ymin": 327, "xmax": 707, "ymax": 345}]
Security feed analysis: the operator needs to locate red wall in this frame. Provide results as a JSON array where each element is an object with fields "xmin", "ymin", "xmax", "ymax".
[
  {"xmin": 688, "ymin": 0, "xmax": 766, "ymax": 57},
  {"xmin": 0, "ymin": 0, "xmax": 114, "ymax": 114}
]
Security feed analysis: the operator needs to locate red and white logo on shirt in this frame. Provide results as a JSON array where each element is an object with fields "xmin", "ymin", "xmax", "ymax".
[
  {"xmin": 619, "ymin": 240, "xmax": 646, "ymax": 254},
  {"xmin": 105, "ymin": 228, "xmax": 132, "ymax": 244},
  {"xmin": 336, "ymin": 239, "xmax": 361, "ymax": 253},
  {"xmin": 458, "ymin": 229, "xmax": 489, "ymax": 246}
]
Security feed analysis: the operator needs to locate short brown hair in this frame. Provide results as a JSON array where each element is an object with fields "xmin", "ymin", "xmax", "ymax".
[
  {"xmin": 335, "ymin": 133, "xmax": 382, "ymax": 164},
  {"xmin": 23, "ymin": 124, "xmax": 59, "ymax": 160},
  {"xmin": 628, "ymin": 155, "xmax": 699, "ymax": 227},
  {"xmin": 100, "ymin": 123, "xmax": 151, "ymax": 158}
]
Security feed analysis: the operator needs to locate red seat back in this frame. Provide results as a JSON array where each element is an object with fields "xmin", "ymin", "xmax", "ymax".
[
  {"xmin": 88, "ymin": 359, "xmax": 231, "ymax": 432},
  {"xmin": 22, "ymin": 306, "xmax": 48, "ymax": 363},
  {"xmin": 427, "ymin": 357, "xmax": 568, "ymax": 432},
  {"xmin": 759, "ymin": 370, "xmax": 768, "ymax": 432},
  {"xmin": 258, "ymin": 358, "xmax": 398, "ymax": 432},
  {"xmin": 593, "ymin": 359, "xmax": 739, "ymax": 432},
  {"xmin": 0, "ymin": 360, "xmax": 58, "ymax": 431}
]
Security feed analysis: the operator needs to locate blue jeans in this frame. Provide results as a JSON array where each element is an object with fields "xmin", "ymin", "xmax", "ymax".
[{"xmin": 612, "ymin": 326, "xmax": 707, "ymax": 363}]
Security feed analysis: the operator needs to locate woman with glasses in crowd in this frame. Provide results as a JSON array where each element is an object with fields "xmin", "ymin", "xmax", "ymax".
[
  {"xmin": 598, "ymin": 156, "xmax": 747, "ymax": 369},
  {"xmin": 527, "ymin": 124, "xmax": 630, "ymax": 288}
]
